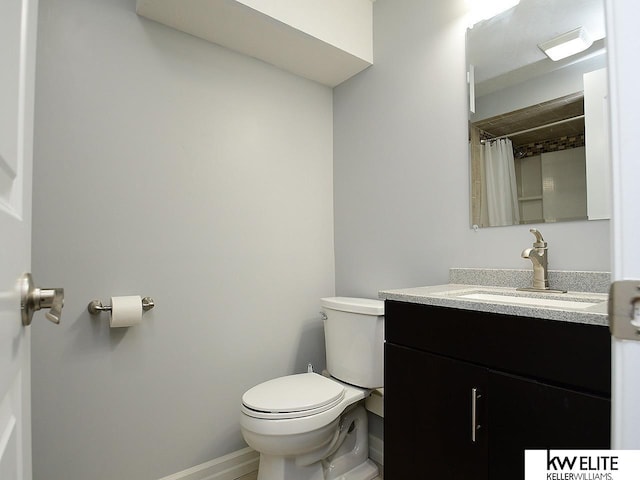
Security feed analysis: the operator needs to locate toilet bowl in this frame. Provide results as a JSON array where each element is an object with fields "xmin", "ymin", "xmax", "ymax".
[
  {"xmin": 240, "ymin": 297, "xmax": 384, "ymax": 480},
  {"xmin": 240, "ymin": 373, "xmax": 378, "ymax": 480}
]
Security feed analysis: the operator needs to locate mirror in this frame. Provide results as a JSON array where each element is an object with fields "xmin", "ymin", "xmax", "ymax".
[{"xmin": 467, "ymin": 0, "xmax": 610, "ymax": 228}]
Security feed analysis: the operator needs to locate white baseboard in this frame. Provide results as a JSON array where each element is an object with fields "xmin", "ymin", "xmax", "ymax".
[
  {"xmin": 157, "ymin": 435, "xmax": 383, "ymax": 480},
  {"xmin": 157, "ymin": 447, "xmax": 259, "ymax": 480}
]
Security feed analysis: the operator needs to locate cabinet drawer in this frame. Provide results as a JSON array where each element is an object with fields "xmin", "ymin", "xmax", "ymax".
[{"xmin": 385, "ymin": 300, "xmax": 611, "ymax": 395}]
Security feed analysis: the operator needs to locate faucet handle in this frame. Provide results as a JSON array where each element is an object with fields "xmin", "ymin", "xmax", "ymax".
[{"xmin": 529, "ymin": 228, "xmax": 547, "ymax": 247}]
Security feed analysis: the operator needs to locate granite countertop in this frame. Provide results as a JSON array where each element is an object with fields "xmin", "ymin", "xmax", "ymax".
[{"xmin": 378, "ymin": 269, "xmax": 611, "ymax": 327}]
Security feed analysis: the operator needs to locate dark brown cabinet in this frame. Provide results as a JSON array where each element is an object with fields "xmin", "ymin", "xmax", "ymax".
[
  {"xmin": 385, "ymin": 343, "xmax": 489, "ymax": 478},
  {"xmin": 384, "ymin": 300, "xmax": 611, "ymax": 480}
]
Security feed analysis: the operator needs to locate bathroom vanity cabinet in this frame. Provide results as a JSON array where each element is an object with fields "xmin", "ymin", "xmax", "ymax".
[{"xmin": 383, "ymin": 300, "xmax": 611, "ymax": 480}]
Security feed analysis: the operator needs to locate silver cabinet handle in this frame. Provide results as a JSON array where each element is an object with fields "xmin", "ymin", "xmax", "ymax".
[
  {"xmin": 20, "ymin": 273, "xmax": 65, "ymax": 325},
  {"xmin": 471, "ymin": 387, "xmax": 482, "ymax": 442}
]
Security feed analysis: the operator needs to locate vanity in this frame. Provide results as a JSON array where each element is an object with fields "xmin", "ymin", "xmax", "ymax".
[{"xmin": 380, "ymin": 270, "xmax": 611, "ymax": 479}]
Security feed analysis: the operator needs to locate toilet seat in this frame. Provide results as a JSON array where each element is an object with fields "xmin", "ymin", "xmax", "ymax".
[
  {"xmin": 242, "ymin": 373, "xmax": 346, "ymax": 420},
  {"xmin": 240, "ymin": 374, "xmax": 369, "ymax": 437}
]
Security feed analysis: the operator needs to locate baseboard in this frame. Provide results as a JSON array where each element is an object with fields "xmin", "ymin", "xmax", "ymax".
[
  {"xmin": 157, "ymin": 447, "xmax": 259, "ymax": 480},
  {"xmin": 157, "ymin": 435, "xmax": 382, "ymax": 480}
]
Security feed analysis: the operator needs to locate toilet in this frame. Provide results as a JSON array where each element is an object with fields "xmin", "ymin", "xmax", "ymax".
[{"xmin": 240, "ymin": 297, "xmax": 384, "ymax": 480}]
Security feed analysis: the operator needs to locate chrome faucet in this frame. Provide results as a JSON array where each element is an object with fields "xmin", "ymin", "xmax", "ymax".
[{"xmin": 518, "ymin": 229, "xmax": 566, "ymax": 293}]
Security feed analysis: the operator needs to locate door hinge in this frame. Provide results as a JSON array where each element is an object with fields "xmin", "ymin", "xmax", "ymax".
[{"xmin": 609, "ymin": 280, "xmax": 640, "ymax": 341}]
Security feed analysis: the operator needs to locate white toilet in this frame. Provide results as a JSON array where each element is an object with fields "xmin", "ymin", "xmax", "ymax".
[{"xmin": 240, "ymin": 297, "xmax": 384, "ymax": 480}]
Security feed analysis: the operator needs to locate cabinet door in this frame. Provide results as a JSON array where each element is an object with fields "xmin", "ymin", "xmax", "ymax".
[
  {"xmin": 385, "ymin": 344, "xmax": 488, "ymax": 479},
  {"xmin": 488, "ymin": 371, "xmax": 611, "ymax": 480}
]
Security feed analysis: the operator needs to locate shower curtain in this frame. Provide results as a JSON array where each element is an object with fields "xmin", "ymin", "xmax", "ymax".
[{"xmin": 481, "ymin": 138, "xmax": 520, "ymax": 226}]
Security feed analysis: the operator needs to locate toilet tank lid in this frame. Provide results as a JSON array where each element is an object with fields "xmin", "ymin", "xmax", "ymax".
[{"xmin": 321, "ymin": 297, "xmax": 384, "ymax": 316}]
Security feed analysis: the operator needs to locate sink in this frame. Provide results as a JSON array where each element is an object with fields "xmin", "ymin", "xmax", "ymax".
[{"xmin": 457, "ymin": 292, "xmax": 601, "ymax": 309}]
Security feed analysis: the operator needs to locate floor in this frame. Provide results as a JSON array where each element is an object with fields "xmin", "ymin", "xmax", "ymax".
[
  {"xmin": 236, "ymin": 471, "xmax": 382, "ymax": 480},
  {"xmin": 236, "ymin": 472, "xmax": 382, "ymax": 480},
  {"xmin": 236, "ymin": 459, "xmax": 384, "ymax": 480}
]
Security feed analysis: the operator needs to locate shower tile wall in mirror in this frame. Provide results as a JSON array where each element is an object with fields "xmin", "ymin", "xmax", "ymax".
[{"xmin": 467, "ymin": 0, "xmax": 610, "ymax": 228}]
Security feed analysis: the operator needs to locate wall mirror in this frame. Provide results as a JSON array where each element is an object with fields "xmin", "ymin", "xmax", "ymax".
[{"xmin": 467, "ymin": 0, "xmax": 610, "ymax": 228}]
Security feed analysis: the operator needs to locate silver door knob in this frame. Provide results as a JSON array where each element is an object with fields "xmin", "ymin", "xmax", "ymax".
[{"xmin": 20, "ymin": 273, "xmax": 65, "ymax": 325}]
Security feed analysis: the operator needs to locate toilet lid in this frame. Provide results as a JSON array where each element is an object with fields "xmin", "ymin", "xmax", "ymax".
[{"xmin": 242, "ymin": 373, "xmax": 345, "ymax": 418}]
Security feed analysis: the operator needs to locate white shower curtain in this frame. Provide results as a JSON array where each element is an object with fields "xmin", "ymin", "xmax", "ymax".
[{"xmin": 481, "ymin": 138, "xmax": 520, "ymax": 226}]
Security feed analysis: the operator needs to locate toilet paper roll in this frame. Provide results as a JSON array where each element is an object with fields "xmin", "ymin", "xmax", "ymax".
[{"xmin": 110, "ymin": 295, "xmax": 143, "ymax": 328}]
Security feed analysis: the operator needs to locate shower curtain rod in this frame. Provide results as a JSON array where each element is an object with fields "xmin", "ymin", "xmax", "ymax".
[{"xmin": 483, "ymin": 115, "xmax": 585, "ymax": 142}]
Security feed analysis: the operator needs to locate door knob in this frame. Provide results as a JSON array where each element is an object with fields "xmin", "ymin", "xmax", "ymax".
[{"xmin": 20, "ymin": 273, "xmax": 65, "ymax": 325}]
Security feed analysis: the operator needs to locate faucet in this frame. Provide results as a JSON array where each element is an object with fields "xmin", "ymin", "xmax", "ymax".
[{"xmin": 518, "ymin": 229, "xmax": 566, "ymax": 293}]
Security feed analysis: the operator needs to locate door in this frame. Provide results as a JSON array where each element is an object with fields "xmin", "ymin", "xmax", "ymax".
[
  {"xmin": 605, "ymin": 0, "xmax": 640, "ymax": 448},
  {"xmin": 385, "ymin": 344, "xmax": 488, "ymax": 479},
  {"xmin": 488, "ymin": 371, "xmax": 610, "ymax": 480},
  {"xmin": 0, "ymin": 0, "xmax": 39, "ymax": 478}
]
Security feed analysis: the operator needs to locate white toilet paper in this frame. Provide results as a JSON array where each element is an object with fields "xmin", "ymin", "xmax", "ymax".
[{"xmin": 110, "ymin": 295, "xmax": 143, "ymax": 328}]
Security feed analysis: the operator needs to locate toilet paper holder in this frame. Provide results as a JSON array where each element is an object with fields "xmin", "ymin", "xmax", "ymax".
[{"xmin": 87, "ymin": 297, "xmax": 155, "ymax": 315}]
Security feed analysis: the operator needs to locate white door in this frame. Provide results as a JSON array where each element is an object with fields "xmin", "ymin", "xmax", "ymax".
[
  {"xmin": 0, "ymin": 0, "xmax": 39, "ymax": 478},
  {"xmin": 606, "ymin": 0, "xmax": 640, "ymax": 448}
]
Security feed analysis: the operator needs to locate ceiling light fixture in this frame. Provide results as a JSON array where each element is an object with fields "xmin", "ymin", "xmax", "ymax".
[
  {"xmin": 466, "ymin": 0, "xmax": 521, "ymax": 27},
  {"xmin": 538, "ymin": 27, "xmax": 593, "ymax": 61}
]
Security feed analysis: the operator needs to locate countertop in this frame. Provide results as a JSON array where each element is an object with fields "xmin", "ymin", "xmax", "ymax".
[{"xmin": 379, "ymin": 283, "xmax": 609, "ymax": 326}]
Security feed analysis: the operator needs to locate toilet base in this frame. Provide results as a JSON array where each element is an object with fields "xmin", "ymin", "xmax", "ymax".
[
  {"xmin": 328, "ymin": 459, "xmax": 378, "ymax": 480},
  {"xmin": 323, "ymin": 405, "xmax": 376, "ymax": 480},
  {"xmin": 257, "ymin": 456, "xmax": 378, "ymax": 480},
  {"xmin": 257, "ymin": 454, "xmax": 324, "ymax": 480},
  {"xmin": 254, "ymin": 405, "xmax": 378, "ymax": 480}
]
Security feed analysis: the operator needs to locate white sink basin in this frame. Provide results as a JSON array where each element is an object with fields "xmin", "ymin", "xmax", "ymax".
[{"xmin": 457, "ymin": 292, "xmax": 601, "ymax": 309}]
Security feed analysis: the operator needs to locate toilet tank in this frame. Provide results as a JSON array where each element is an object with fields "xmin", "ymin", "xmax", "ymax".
[{"xmin": 321, "ymin": 297, "xmax": 384, "ymax": 389}]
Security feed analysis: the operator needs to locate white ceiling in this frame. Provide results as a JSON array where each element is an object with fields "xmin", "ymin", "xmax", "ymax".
[{"xmin": 467, "ymin": 0, "xmax": 606, "ymax": 85}]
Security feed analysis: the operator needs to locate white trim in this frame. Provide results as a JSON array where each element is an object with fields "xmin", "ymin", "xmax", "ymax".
[
  {"xmin": 606, "ymin": 0, "xmax": 640, "ymax": 449},
  {"xmin": 157, "ymin": 447, "xmax": 259, "ymax": 480}
]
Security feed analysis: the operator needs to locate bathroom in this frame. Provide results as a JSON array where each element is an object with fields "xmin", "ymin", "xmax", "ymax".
[{"xmin": 15, "ymin": 0, "xmax": 637, "ymax": 479}]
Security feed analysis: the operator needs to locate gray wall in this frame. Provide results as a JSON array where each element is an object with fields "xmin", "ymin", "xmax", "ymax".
[
  {"xmin": 334, "ymin": 0, "xmax": 611, "ymax": 299},
  {"xmin": 31, "ymin": 0, "xmax": 334, "ymax": 479}
]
